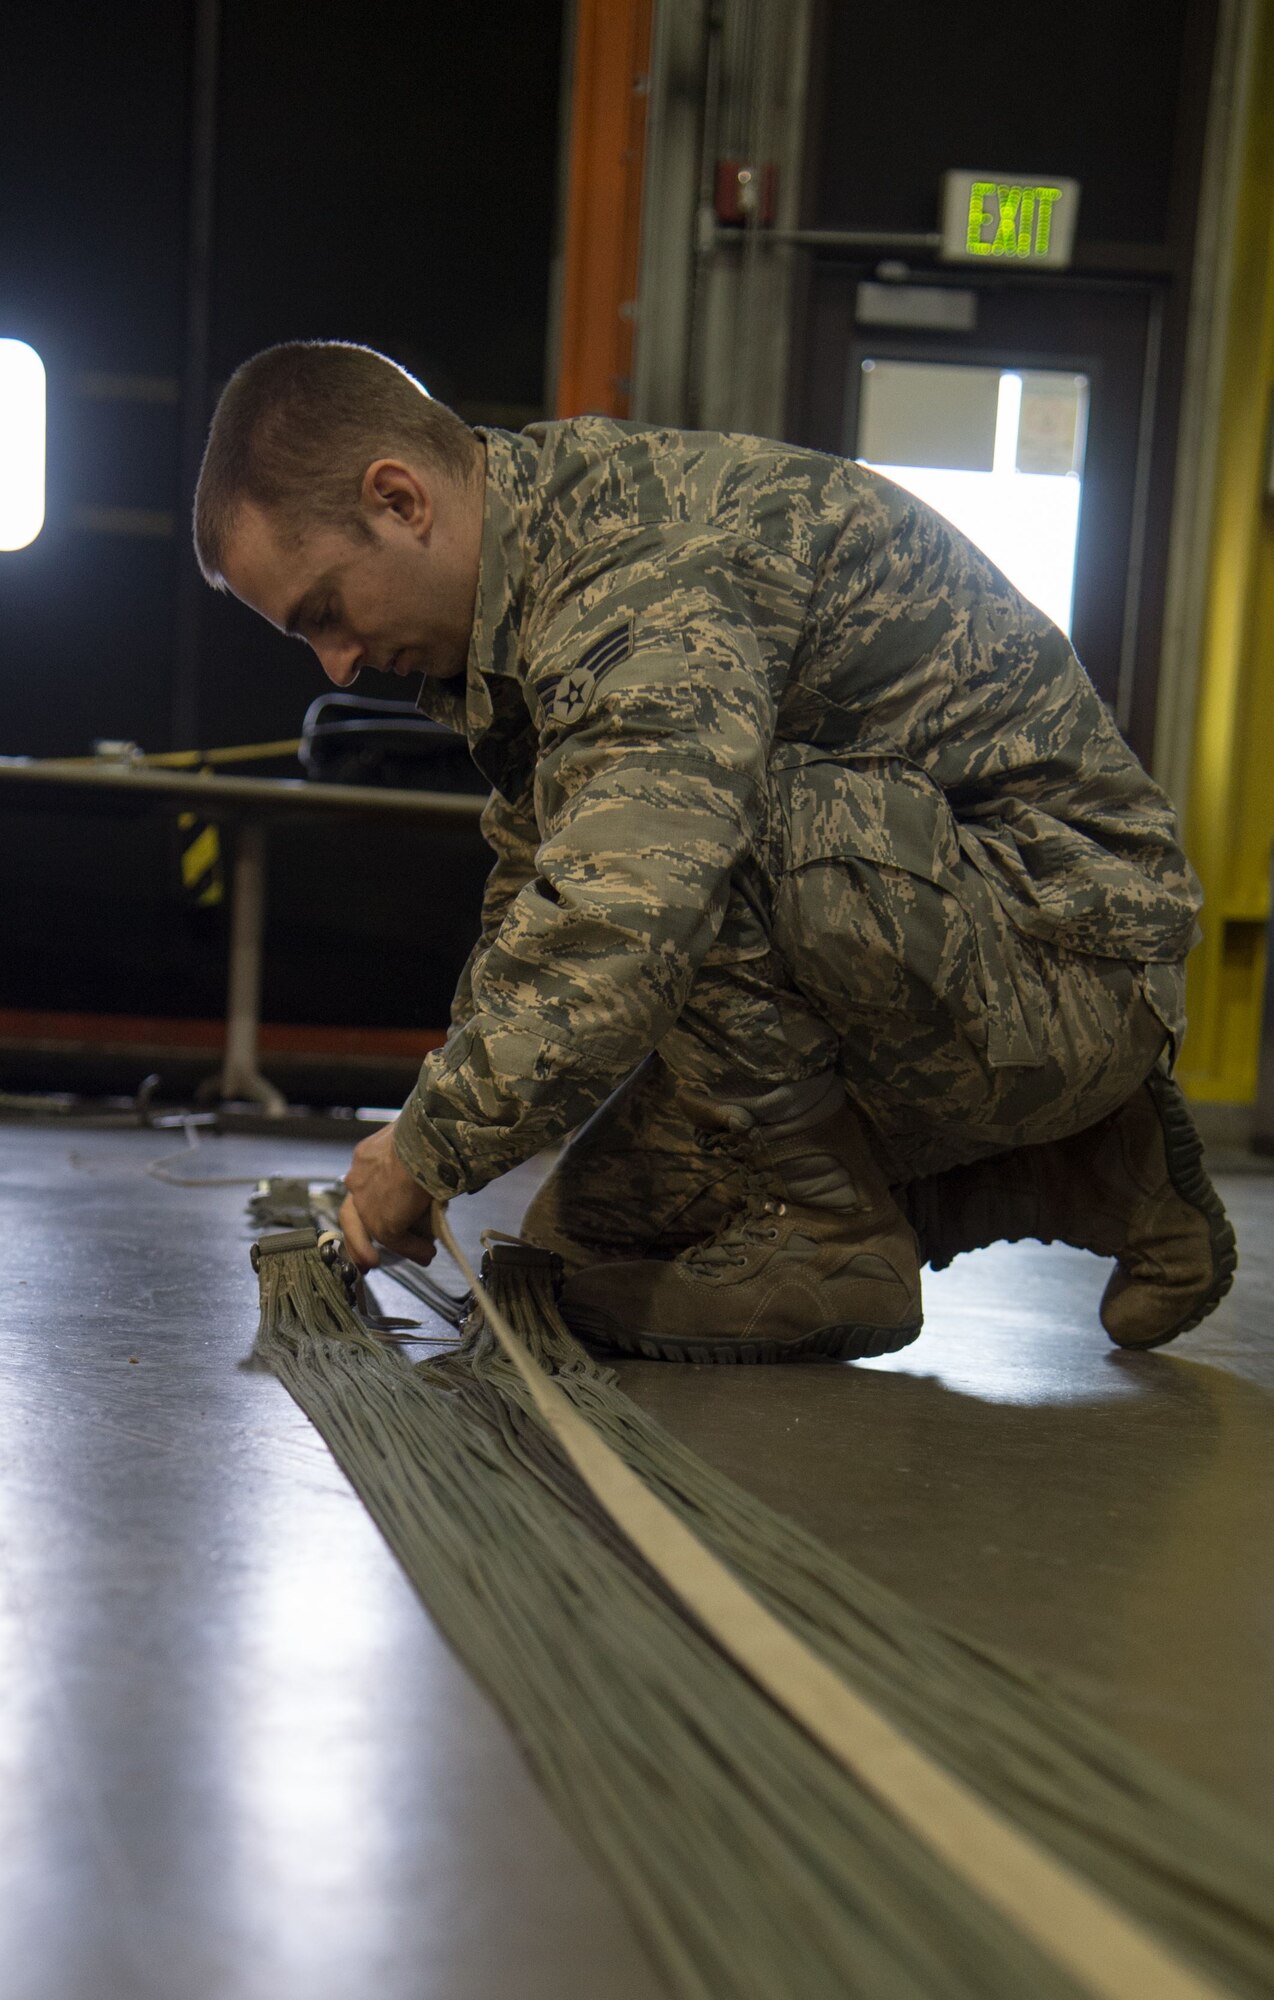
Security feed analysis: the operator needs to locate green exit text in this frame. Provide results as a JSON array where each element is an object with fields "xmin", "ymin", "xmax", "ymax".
[{"xmin": 965, "ymin": 183, "xmax": 1065, "ymax": 259}]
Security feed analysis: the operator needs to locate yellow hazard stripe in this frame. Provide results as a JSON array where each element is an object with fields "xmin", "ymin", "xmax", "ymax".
[{"xmin": 180, "ymin": 824, "xmax": 221, "ymax": 890}]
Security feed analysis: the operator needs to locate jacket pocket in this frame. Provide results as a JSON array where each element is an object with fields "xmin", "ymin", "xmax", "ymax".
[{"xmin": 770, "ymin": 746, "xmax": 1047, "ymax": 1069}]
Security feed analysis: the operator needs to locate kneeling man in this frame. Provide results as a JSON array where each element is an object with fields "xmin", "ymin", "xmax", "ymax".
[{"xmin": 195, "ymin": 341, "xmax": 1235, "ymax": 1362}]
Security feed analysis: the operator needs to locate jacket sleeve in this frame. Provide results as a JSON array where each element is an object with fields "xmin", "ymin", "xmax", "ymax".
[
  {"xmin": 447, "ymin": 783, "xmax": 540, "ymax": 1036},
  {"xmin": 395, "ymin": 528, "xmax": 798, "ymax": 1198}
]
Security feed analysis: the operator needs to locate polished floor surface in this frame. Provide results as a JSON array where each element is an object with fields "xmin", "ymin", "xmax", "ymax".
[{"xmin": 0, "ymin": 1120, "xmax": 1270, "ymax": 2000}]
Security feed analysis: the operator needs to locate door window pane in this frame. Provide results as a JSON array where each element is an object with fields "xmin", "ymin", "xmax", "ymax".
[{"xmin": 855, "ymin": 358, "xmax": 1088, "ymax": 634}]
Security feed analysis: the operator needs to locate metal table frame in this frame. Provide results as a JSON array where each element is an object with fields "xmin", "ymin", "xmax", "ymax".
[{"xmin": 0, "ymin": 758, "xmax": 485, "ymax": 1115}]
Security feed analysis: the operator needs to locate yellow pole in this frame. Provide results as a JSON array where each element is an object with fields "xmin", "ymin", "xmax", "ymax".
[{"xmin": 1179, "ymin": 0, "xmax": 1274, "ymax": 1102}]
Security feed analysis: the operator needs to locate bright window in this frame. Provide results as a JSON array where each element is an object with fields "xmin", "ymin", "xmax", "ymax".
[
  {"xmin": 856, "ymin": 359, "xmax": 1088, "ymax": 635},
  {"xmin": 0, "ymin": 339, "xmax": 47, "ymax": 551}
]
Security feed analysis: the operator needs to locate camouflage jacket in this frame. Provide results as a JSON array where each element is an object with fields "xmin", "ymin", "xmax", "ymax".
[{"xmin": 396, "ymin": 419, "xmax": 1199, "ymax": 1200}]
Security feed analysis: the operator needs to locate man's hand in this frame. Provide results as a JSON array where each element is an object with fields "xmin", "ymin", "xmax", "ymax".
[{"xmin": 340, "ymin": 1120, "xmax": 436, "ymax": 1273}]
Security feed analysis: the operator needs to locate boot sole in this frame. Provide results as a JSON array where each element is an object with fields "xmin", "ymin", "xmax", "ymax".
[
  {"xmin": 561, "ymin": 1308, "xmax": 923, "ymax": 1366},
  {"xmin": 1108, "ymin": 1069, "xmax": 1239, "ymax": 1350}
]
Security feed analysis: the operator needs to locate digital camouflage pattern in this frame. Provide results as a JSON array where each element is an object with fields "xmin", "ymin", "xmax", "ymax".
[{"xmin": 395, "ymin": 419, "xmax": 1199, "ymax": 1205}]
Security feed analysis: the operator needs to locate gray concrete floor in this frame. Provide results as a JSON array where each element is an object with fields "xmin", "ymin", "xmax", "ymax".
[{"xmin": 0, "ymin": 1120, "xmax": 1270, "ymax": 2000}]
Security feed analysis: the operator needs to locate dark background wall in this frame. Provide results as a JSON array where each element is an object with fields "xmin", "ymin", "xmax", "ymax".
[
  {"xmin": 808, "ymin": 0, "xmax": 1205, "ymax": 252},
  {"xmin": 1, "ymin": 0, "xmax": 564, "ymax": 1035},
  {"xmin": 0, "ymin": 0, "xmax": 1217, "ymax": 1060}
]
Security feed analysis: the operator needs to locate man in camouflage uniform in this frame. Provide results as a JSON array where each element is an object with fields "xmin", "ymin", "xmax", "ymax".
[{"xmin": 197, "ymin": 342, "xmax": 1235, "ymax": 1362}]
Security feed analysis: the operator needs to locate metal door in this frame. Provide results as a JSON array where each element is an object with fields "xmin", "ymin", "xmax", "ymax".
[{"xmin": 792, "ymin": 270, "xmax": 1162, "ymax": 739}]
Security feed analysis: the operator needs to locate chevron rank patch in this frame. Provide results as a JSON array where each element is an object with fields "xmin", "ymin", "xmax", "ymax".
[{"xmin": 547, "ymin": 620, "xmax": 634, "ymax": 726}]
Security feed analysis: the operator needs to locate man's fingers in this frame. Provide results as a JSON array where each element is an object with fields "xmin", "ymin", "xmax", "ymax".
[
  {"xmin": 337, "ymin": 1192, "xmax": 434, "ymax": 1272},
  {"xmin": 338, "ymin": 1194, "xmax": 380, "ymax": 1273},
  {"xmin": 380, "ymin": 1228, "xmax": 436, "ymax": 1267},
  {"xmin": 342, "ymin": 1119, "xmax": 433, "ymax": 1254}
]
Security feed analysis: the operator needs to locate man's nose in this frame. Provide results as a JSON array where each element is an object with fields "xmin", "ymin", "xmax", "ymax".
[{"xmin": 315, "ymin": 638, "xmax": 361, "ymax": 687}]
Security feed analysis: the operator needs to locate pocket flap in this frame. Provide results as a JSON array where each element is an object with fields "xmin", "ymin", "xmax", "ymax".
[{"xmin": 776, "ymin": 749, "xmax": 963, "ymax": 889}]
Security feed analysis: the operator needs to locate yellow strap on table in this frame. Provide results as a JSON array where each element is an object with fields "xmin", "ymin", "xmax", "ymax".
[
  {"xmin": 134, "ymin": 736, "xmax": 300, "ymax": 764},
  {"xmin": 141, "ymin": 739, "xmax": 302, "ymax": 767},
  {"xmin": 55, "ymin": 739, "xmax": 303, "ymax": 769}
]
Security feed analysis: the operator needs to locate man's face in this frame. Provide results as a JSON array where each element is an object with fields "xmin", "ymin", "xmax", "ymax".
[{"xmin": 219, "ymin": 458, "xmax": 481, "ymax": 688}]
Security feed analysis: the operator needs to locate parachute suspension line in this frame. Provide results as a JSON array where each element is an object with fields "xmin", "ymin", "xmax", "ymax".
[{"xmin": 248, "ymin": 1190, "xmax": 1274, "ymax": 2000}]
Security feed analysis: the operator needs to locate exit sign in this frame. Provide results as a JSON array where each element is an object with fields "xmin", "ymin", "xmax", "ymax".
[{"xmin": 940, "ymin": 172, "xmax": 1080, "ymax": 268}]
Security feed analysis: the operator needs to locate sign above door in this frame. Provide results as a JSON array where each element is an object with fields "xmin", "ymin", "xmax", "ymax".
[{"xmin": 940, "ymin": 172, "xmax": 1080, "ymax": 268}]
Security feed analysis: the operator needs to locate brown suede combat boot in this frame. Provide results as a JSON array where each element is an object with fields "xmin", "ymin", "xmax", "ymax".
[
  {"xmin": 900, "ymin": 1069, "xmax": 1237, "ymax": 1349},
  {"xmin": 558, "ymin": 1087, "xmax": 922, "ymax": 1363}
]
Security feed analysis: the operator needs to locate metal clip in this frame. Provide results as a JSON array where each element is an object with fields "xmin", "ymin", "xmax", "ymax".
[
  {"xmin": 480, "ymin": 1240, "xmax": 563, "ymax": 1288},
  {"xmin": 317, "ymin": 1229, "xmax": 360, "ymax": 1300},
  {"xmin": 250, "ymin": 1227, "xmax": 319, "ymax": 1271}
]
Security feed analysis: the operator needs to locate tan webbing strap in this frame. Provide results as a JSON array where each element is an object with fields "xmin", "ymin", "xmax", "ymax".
[
  {"xmin": 434, "ymin": 1202, "xmax": 1230, "ymax": 2000},
  {"xmin": 56, "ymin": 738, "xmax": 303, "ymax": 768}
]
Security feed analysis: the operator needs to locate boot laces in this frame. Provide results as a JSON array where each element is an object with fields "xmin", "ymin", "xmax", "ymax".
[{"xmin": 678, "ymin": 1173, "xmax": 787, "ymax": 1275}]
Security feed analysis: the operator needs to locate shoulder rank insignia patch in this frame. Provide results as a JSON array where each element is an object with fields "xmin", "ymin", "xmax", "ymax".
[{"xmin": 547, "ymin": 620, "xmax": 634, "ymax": 726}]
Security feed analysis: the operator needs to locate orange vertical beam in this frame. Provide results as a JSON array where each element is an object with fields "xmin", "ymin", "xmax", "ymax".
[{"xmin": 554, "ymin": 0, "xmax": 655, "ymax": 418}]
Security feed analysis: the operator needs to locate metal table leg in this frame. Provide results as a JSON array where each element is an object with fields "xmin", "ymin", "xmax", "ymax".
[{"xmin": 204, "ymin": 819, "xmax": 287, "ymax": 1116}]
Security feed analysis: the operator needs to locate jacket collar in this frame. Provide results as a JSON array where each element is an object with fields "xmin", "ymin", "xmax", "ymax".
[{"xmin": 415, "ymin": 427, "xmax": 541, "ymax": 798}]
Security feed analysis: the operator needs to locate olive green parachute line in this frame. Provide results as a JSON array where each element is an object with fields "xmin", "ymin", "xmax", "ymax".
[{"xmin": 249, "ymin": 1202, "xmax": 1274, "ymax": 2000}]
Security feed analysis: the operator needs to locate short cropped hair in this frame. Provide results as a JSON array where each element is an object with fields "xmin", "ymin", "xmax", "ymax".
[{"xmin": 193, "ymin": 341, "xmax": 479, "ymax": 583}]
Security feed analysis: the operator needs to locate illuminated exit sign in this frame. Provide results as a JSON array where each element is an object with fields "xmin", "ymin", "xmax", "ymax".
[{"xmin": 940, "ymin": 171, "xmax": 1080, "ymax": 268}]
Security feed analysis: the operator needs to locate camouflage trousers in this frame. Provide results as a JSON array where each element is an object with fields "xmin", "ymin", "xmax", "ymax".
[{"xmin": 522, "ymin": 754, "xmax": 1179, "ymax": 1266}]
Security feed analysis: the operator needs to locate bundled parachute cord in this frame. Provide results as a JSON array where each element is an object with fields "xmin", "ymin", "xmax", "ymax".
[
  {"xmin": 251, "ymin": 1178, "xmax": 471, "ymax": 1325},
  {"xmin": 249, "ymin": 1204, "xmax": 1274, "ymax": 2000},
  {"xmin": 250, "ymin": 1185, "xmax": 471, "ymax": 1337},
  {"xmin": 471, "ymin": 1256, "xmax": 1274, "ymax": 1994}
]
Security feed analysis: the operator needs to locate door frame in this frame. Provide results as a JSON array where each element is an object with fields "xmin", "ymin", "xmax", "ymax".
[{"xmin": 788, "ymin": 261, "xmax": 1169, "ymax": 752}]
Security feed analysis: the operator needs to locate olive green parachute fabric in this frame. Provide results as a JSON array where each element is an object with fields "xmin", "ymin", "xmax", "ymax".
[{"xmin": 249, "ymin": 1201, "xmax": 1274, "ymax": 2000}]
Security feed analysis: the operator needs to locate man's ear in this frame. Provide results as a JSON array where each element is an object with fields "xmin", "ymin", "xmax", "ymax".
[{"xmin": 361, "ymin": 458, "xmax": 433, "ymax": 537}]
